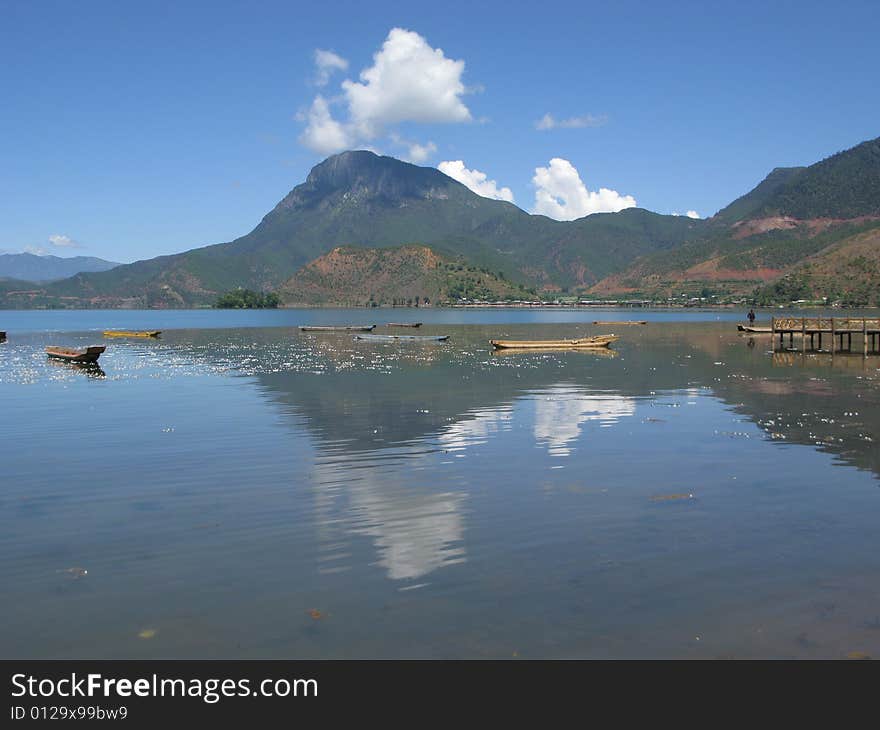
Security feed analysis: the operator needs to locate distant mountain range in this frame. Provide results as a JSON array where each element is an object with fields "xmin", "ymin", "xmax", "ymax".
[
  {"xmin": 0, "ymin": 253, "xmax": 120, "ymax": 282},
  {"xmin": 2, "ymin": 136, "xmax": 878, "ymax": 308}
]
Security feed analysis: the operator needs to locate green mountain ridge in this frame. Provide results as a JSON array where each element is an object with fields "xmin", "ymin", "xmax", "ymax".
[
  {"xmin": 3, "ymin": 135, "xmax": 879, "ymax": 308},
  {"xmin": 713, "ymin": 166, "xmax": 806, "ymax": 223},
  {"xmin": 590, "ymin": 135, "xmax": 880, "ymax": 299}
]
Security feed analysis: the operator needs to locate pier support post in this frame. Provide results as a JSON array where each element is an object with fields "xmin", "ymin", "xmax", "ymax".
[
  {"xmin": 864, "ymin": 319, "xmax": 868, "ymax": 357},
  {"xmin": 831, "ymin": 318, "xmax": 836, "ymax": 354}
]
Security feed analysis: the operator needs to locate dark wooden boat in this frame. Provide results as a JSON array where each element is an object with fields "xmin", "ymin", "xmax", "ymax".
[
  {"xmin": 46, "ymin": 345, "xmax": 106, "ymax": 363},
  {"xmin": 355, "ymin": 334, "xmax": 448, "ymax": 342},
  {"xmin": 0, "ymin": 331, "xmax": 6, "ymax": 342},
  {"xmin": 737, "ymin": 324, "xmax": 771, "ymax": 333},
  {"xmin": 299, "ymin": 325, "xmax": 376, "ymax": 332},
  {"xmin": 387, "ymin": 322, "xmax": 422, "ymax": 328}
]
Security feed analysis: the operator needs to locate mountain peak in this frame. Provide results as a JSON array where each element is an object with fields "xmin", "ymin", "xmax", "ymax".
[
  {"xmin": 305, "ymin": 150, "xmax": 448, "ymax": 191},
  {"xmin": 278, "ymin": 150, "xmax": 459, "ymax": 212}
]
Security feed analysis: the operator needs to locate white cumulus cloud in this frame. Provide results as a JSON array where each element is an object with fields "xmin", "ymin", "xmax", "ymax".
[
  {"xmin": 388, "ymin": 133, "xmax": 437, "ymax": 163},
  {"xmin": 532, "ymin": 158, "xmax": 636, "ymax": 220},
  {"xmin": 672, "ymin": 210, "xmax": 701, "ymax": 219},
  {"xmin": 535, "ymin": 113, "xmax": 607, "ymax": 131},
  {"xmin": 298, "ymin": 95, "xmax": 354, "ymax": 155},
  {"xmin": 405, "ymin": 140, "xmax": 437, "ymax": 164},
  {"xmin": 313, "ymin": 49, "xmax": 348, "ymax": 87},
  {"xmin": 300, "ymin": 28, "xmax": 474, "ymax": 155},
  {"xmin": 438, "ymin": 160, "xmax": 514, "ymax": 202},
  {"xmin": 48, "ymin": 234, "xmax": 79, "ymax": 248}
]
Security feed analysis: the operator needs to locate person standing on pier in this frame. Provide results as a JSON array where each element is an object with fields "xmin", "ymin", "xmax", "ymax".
[{"xmin": 747, "ymin": 309, "xmax": 756, "ymax": 325}]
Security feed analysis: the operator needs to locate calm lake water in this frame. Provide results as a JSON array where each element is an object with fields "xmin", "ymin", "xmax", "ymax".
[{"xmin": 2, "ymin": 309, "xmax": 880, "ymax": 659}]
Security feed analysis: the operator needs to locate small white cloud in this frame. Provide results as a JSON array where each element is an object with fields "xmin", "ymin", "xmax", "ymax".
[
  {"xmin": 389, "ymin": 133, "xmax": 437, "ymax": 163},
  {"xmin": 298, "ymin": 95, "xmax": 353, "ymax": 155},
  {"xmin": 314, "ymin": 49, "xmax": 348, "ymax": 87},
  {"xmin": 686, "ymin": 210, "xmax": 700, "ymax": 219},
  {"xmin": 403, "ymin": 140, "xmax": 437, "ymax": 164},
  {"xmin": 25, "ymin": 245, "xmax": 48, "ymax": 256},
  {"xmin": 48, "ymin": 234, "xmax": 79, "ymax": 248},
  {"xmin": 532, "ymin": 158, "xmax": 636, "ymax": 220},
  {"xmin": 535, "ymin": 113, "xmax": 607, "ymax": 131},
  {"xmin": 300, "ymin": 28, "xmax": 474, "ymax": 155},
  {"xmin": 438, "ymin": 160, "xmax": 514, "ymax": 202}
]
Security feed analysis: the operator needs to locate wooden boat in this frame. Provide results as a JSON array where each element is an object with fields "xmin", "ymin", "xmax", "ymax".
[
  {"xmin": 737, "ymin": 324, "xmax": 772, "ymax": 333},
  {"xmin": 299, "ymin": 325, "xmax": 376, "ymax": 332},
  {"xmin": 0, "ymin": 331, "xmax": 6, "ymax": 342},
  {"xmin": 492, "ymin": 345, "xmax": 618, "ymax": 358},
  {"xmin": 46, "ymin": 345, "xmax": 106, "ymax": 363},
  {"xmin": 593, "ymin": 321, "xmax": 646, "ymax": 326},
  {"xmin": 387, "ymin": 322, "xmax": 422, "ymax": 328},
  {"xmin": 489, "ymin": 335, "xmax": 618, "ymax": 350},
  {"xmin": 355, "ymin": 334, "xmax": 448, "ymax": 342},
  {"xmin": 103, "ymin": 330, "xmax": 161, "ymax": 338}
]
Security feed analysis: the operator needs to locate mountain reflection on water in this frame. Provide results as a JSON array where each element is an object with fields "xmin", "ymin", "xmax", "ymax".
[
  {"xmin": 3, "ymin": 320, "xmax": 880, "ymax": 658},
  {"xmin": 240, "ymin": 323, "xmax": 880, "ymax": 478}
]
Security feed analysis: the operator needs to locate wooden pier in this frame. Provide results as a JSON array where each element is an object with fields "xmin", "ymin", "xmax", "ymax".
[{"xmin": 770, "ymin": 317, "xmax": 880, "ymax": 355}]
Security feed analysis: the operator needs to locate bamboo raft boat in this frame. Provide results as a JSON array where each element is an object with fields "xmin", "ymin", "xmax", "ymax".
[
  {"xmin": 489, "ymin": 335, "xmax": 618, "ymax": 350},
  {"xmin": 46, "ymin": 346, "xmax": 106, "ymax": 363},
  {"xmin": 593, "ymin": 321, "xmax": 646, "ymax": 326},
  {"xmin": 299, "ymin": 325, "xmax": 376, "ymax": 332},
  {"xmin": 355, "ymin": 334, "xmax": 448, "ymax": 342},
  {"xmin": 387, "ymin": 322, "xmax": 422, "ymax": 328},
  {"xmin": 103, "ymin": 330, "xmax": 161, "ymax": 338},
  {"xmin": 737, "ymin": 325, "xmax": 772, "ymax": 333}
]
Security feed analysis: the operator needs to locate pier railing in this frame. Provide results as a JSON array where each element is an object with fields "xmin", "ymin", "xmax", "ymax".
[
  {"xmin": 770, "ymin": 317, "xmax": 880, "ymax": 354},
  {"xmin": 772, "ymin": 317, "xmax": 880, "ymax": 332}
]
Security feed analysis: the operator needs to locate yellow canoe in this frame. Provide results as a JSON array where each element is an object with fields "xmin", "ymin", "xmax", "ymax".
[
  {"xmin": 103, "ymin": 330, "xmax": 161, "ymax": 338},
  {"xmin": 489, "ymin": 335, "xmax": 618, "ymax": 350}
]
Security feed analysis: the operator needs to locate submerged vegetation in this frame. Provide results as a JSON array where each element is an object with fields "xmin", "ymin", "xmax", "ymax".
[{"xmin": 214, "ymin": 289, "xmax": 280, "ymax": 309}]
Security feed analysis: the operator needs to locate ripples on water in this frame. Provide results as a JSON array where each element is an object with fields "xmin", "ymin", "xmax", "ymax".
[{"xmin": 2, "ymin": 321, "xmax": 880, "ymax": 658}]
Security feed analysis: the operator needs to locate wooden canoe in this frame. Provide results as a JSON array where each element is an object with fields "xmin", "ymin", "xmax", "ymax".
[
  {"xmin": 46, "ymin": 346, "xmax": 106, "ymax": 363},
  {"xmin": 490, "ymin": 335, "xmax": 618, "ymax": 350},
  {"xmin": 737, "ymin": 325, "xmax": 771, "ymax": 333},
  {"xmin": 492, "ymin": 345, "xmax": 618, "ymax": 358},
  {"xmin": 103, "ymin": 330, "xmax": 161, "ymax": 338},
  {"xmin": 387, "ymin": 322, "xmax": 422, "ymax": 328},
  {"xmin": 593, "ymin": 321, "xmax": 646, "ymax": 326},
  {"xmin": 355, "ymin": 334, "xmax": 448, "ymax": 342},
  {"xmin": 299, "ymin": 325, "xmax": 376, "ymax": 332}
]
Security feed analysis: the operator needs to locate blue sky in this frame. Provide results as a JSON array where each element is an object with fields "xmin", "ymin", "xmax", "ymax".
[{"xmin": 2, "ymin": 0, "xmax": 878, "ymax": 263}]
